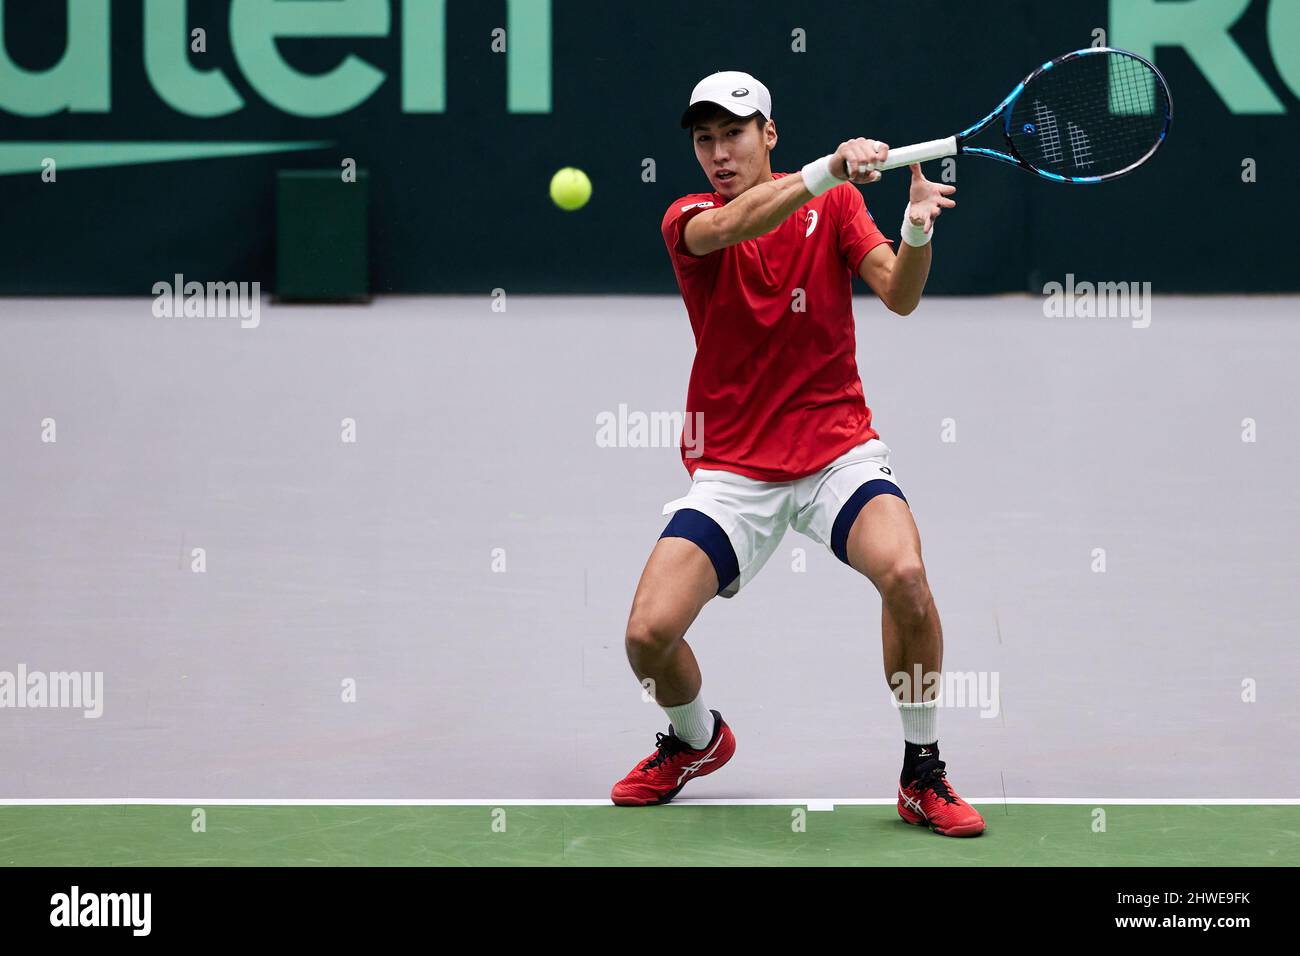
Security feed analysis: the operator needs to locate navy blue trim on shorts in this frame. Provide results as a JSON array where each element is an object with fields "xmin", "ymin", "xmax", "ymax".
[
  {"xmin": 830, "ymin": 479, "xmax": 908, "ymax": 566},
  {"xmin": 660, "ymin": 508, "xmax": 740, "ymax": 595}
]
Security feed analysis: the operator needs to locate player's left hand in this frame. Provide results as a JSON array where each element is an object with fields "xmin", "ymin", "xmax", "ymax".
[{"xmin": 906, "ymin": 163, "xmax": 957, "ymax": 234}]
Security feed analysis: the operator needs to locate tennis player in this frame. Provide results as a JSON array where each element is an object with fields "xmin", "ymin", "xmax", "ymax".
[{"xmin": 610, "ymin": 71, "xmax": 984, "ymax": 837}]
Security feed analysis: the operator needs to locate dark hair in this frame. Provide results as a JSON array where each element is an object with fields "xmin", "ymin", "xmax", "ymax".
[{"xmin": 685, "ymin": 103, "xmax": 768, "ymax": 135}]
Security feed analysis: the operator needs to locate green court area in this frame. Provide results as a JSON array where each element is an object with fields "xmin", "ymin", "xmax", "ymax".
[{"xmin": 2, "ymin": 805, "xmax": 1296, "ymax": 867}]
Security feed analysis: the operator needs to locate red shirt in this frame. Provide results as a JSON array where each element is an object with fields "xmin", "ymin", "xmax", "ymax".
[{"xmin": 661, "ymin": 173, "xmax": 892, "ymax": 481}]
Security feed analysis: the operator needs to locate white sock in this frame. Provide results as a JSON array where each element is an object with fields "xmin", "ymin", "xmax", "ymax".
[
  {"xmin": 663, "ymin": 693, "xmax": 714, "ymax": 750},
  {"xmin": 898, "ymin": 699, "xmax": 939, "ymax": 745}
]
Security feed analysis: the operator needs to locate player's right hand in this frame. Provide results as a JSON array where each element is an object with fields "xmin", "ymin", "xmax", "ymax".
[{"xmin": 833, "ymin": 138, "xmax": 889, "ymax": 184}]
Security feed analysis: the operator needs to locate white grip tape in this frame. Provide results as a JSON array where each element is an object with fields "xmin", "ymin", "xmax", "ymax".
[{"xmin": 872, "ymin": 136, "xmax": 959, "ymax": 172}]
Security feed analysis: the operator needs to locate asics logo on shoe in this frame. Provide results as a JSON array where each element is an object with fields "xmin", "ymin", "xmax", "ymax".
[
  {"xmin": 899, "ymin": 790, "xmax": 925, "ymax": 817},
  {"xmin": 675, "ymin": 736, "xmax": 724, "ymax": 785}
]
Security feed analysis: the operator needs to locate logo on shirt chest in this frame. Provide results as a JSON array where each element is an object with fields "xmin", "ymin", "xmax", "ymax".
[{"xmin": 803, "ymin": 208, "xmax": 819, "ymax": 238}]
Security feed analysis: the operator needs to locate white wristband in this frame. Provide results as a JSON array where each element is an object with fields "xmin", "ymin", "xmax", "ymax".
[
  {"xmin": 900, "ymin": 204, "xmax": 932, "ymax": 247},
  {"xmin": 800, "ymin": 154, "xmax": 840, "ymax": 197}
]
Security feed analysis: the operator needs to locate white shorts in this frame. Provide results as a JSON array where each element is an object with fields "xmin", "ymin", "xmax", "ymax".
[{"xmin": 659, "ymin": 438, "xmax": 906, "ymax": 597}]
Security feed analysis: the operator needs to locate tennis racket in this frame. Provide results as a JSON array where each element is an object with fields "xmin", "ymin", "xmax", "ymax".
[{"xmin": 871, "ymin": 47, "xmax": 1172, "ymax": 183}]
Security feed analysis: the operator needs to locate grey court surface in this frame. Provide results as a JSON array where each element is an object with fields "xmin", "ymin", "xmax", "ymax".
[{"xmin": 1, "ymin": 294, "xmax": 1296, "ymax": 800}]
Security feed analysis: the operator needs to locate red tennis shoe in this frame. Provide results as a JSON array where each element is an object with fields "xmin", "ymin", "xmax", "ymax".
[
  {"xmin": 897, "ymin": 757, "xmax": 986, "ymax": 837},
  {"xmin": 611, "ymin": 710, "xmax": 735, "ymax": 806}
]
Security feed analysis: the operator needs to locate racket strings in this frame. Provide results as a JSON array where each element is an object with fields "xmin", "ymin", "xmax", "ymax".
[{"xmin": 1006, "ymin": 53, "xmax": 1169, "ymax": 178}]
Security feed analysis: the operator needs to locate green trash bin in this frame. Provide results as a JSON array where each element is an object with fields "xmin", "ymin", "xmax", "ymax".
[{"xmin": 276, "ymin": 169, "xmax": 370, "ymax": 302}]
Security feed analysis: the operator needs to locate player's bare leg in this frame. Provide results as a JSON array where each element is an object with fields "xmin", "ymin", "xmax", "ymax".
[
  {"xmin": 846, "ymin": 493, "xmax": 985, "ymax": 836},
  {"xmin": 845, "ymin": 494, "xmax": 942, "ymax": 690},
  {"xmin": 623, "ymin": 536, "xmax": 717, "ymax": 706},
  {"xmin": 611, "ymin": 536, "xmax": 737, "ymax": 805}
]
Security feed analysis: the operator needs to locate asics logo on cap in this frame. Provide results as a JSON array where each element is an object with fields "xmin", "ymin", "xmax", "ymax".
[{"xmin": 681, "ymin": 71, "xmax": 772, "ymax": 128}]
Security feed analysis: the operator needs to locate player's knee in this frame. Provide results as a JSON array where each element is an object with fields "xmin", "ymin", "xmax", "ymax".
[
  {"xmin": 625, "ymin": 613, "xmax": 682, "ymax": 659},
  {"xmin": 879, "ymin": 557, "xmax": 930, "ymax": 619}
]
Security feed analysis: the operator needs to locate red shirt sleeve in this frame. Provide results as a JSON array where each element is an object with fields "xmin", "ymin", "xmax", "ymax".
[
  {"xmin": 661, "ymin": 197, "xmax": 722, "ymax": 275},
  {"xmin": 834, "ymin": 183, "xmax": 892, "ymax": 273}
]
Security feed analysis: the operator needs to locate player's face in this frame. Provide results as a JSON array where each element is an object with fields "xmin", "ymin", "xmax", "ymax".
[{"xmin": 692, "ymin": 115, "xmax": 773, "ymax": 199}]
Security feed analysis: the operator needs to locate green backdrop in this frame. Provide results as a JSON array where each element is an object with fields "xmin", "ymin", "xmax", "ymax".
[{"xmin": 0, "ymin": 0, "xmax": 1295, "ymax": 294}]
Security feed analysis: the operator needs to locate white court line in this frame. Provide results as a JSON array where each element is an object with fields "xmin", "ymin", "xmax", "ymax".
[{"xmin": 0, "ymin": 798, "xmax": 1297, "ymax": 807}]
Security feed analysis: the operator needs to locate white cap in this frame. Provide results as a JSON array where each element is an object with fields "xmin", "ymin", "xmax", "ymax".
[{"xmin": 680, "ymin": 71, "xmax": 772, "ymax": 128}]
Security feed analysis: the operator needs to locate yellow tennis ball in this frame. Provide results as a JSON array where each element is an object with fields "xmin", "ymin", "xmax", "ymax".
[{"xmin": 549, "ymin": 167, "xmax": 591, "ymax": 211}]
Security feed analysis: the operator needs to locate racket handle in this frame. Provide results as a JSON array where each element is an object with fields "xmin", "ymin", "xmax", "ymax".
[{"xmin": 873, "ymin": 136, "xmax": 958, "ymax": 171}]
